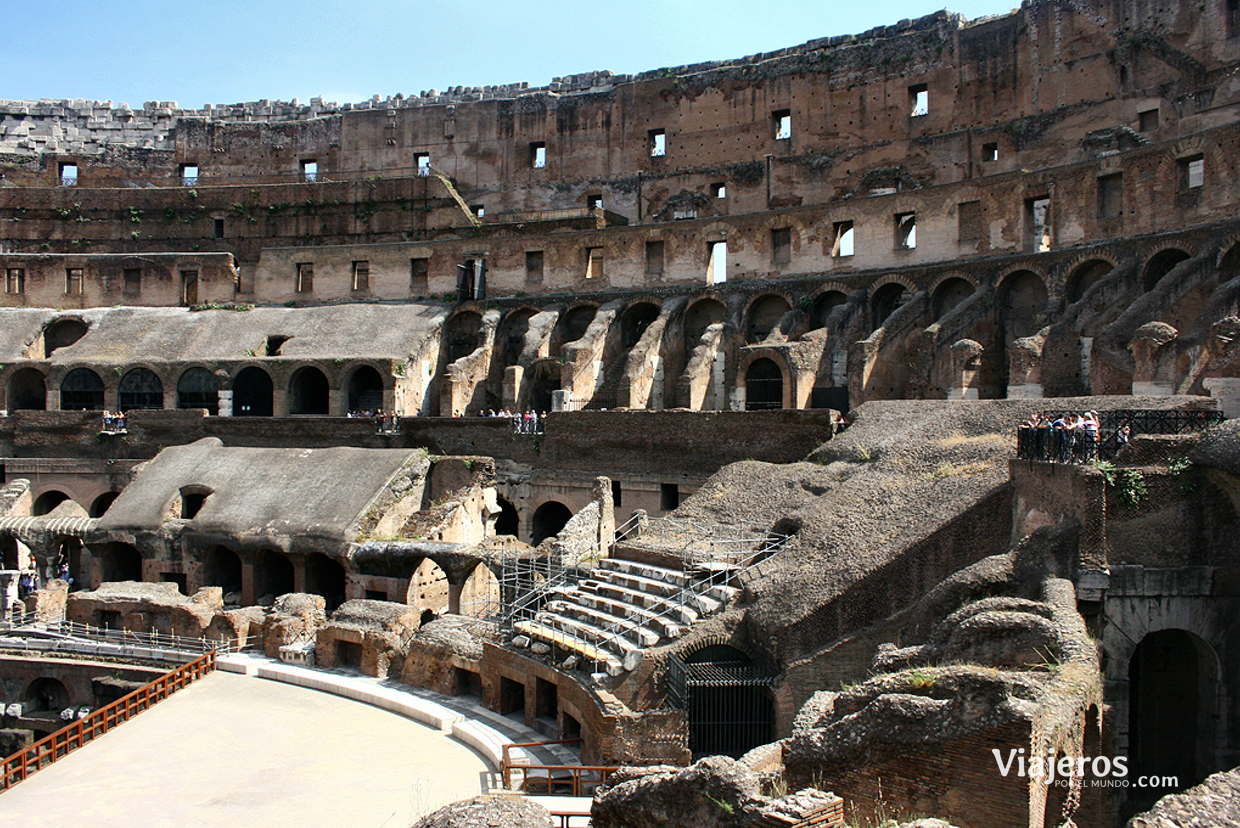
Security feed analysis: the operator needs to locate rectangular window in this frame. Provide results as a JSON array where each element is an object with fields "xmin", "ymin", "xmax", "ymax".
[
  {"xmin": 708, "ymin": 241, "xmax": 728, "ymax": 285},
  {"xmin": 909, "ymin": 84, "xmax": 929, "ymax": 117},
  {"xmin": 1098, "ymin": 174, "xmax": 1123, "ymax": 219},
  {"xmin": 773, "ymin": 109, "xmax": 791, "ymax": 140},
  {"xmin": 471, "ymin": 204, "xmax": 485, "ymax": 217},
  {"xmin": 65, "ymin": 268, "xmax": 83, "ymax": 295},
  {"xmin": 585, "ymin": 247, "xmax": 604, "ymax": 280},
  {"xmin": 5, "ymin": 268, "xmax": 24, "ymax": 295},
  {"xmin": 351, "ymin": 260, "xmax": 370, "ymax": 291},
  {"xmin": 645, "ymin": 241, "xmax": 665, "ymax": 275},
  {"xmin": 832, "ymin": 221, "xmax": 855, "ymax": 257},
  {"xmin": 415, "ymin": 153, "xmax": 430, "ymax": 176},
  {"xmin": 181, "ymin": 164, "xmax": 199, "ymax": 186},
  {"xmin": 410, "ymin": 258, "xmax": 429, "ymax": 294},
  {"xmin": 660, "ymin": 483, "xmax": 680, "ymax": 512},
  {"xmin": 181, "ymin": 270, "xmax": 198, "ymax": 306},
  {"xmin": 772, "ymin": 227, "xmax": 792, "ymax": 264},
  {"xmin": 1138, "ymin": 108, "xmax": 1159, "ymax": 132},
  {"xmin": 530, "ymin": 142, "xmax": 546, "ymax": 169},
  {"xmin": 1027, "ymin": 197, "xmax": 1051, "ymax": 252},
  {"xmin": 711, "ymin": 182, "xmax": 726, "ymax": 199},
  {"xmin": 982, "ymin": 142, "xmax": 998, "ymax": 162},
  {"xmin": 895, "ymin": 212, "xmax": 917, "ymax": 250},
  {"xmin": 214, "ymin": 218, "xmax": 225, "ymax": 238},
  {"xmin": 587, "ymin": 194, "xmax": 603, "ymax": 210},
  {"xmin": 60, "ymin": 163, "xmax": 78, "ymax": 186},
  {"xmin": 123, "ymin": 268, "xmax": 141, "ymax": 296},
  {"xmin": 525, "ymin": 250, "xmax": 544, "ymax": 284},
  {"xmin": 296, "ymin": 262, "xmax": 314, "ymax": 293},
  {"xmin": 649, "ymin": 129, "xmax": 666, "ymax": 157},
  {"xmin": 611, "ymin": 480, "xmax": 622, "ymax": 508},
  {"xmin": 958, "ymin": 201, "xmax": 983, "ymax": 243},
  {"xmin": 300, "ymin": 159, "xmax": 317, "ymax": 182},
  {"xmin": 1179, "ymin": 155, "xmax": 1204, "ymax": 191}
]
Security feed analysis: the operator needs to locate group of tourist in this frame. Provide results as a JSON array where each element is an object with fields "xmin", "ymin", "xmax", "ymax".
[
  {"xmin": 1017, "ymin": 410, "xmax": 1129, "ymax": 464},
  {"xmin": 480, "ymin": 409, "xmax": 547, "ymax": 434},
  {"xmin": 347, "ymin": 409, "xmax": 401, "ymax": 434},
  {"xmin": 102, "ymin": 411, "xmax": 127, "ymax": 432}
]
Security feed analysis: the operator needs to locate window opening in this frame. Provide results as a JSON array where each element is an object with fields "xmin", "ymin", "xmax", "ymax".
[
  {"xmin": 832, "ymin": 221, "xmax": 854, "ymax": 257},
  {"xmin": 585, "ymin": 247, "xmax": 604, "ymax": 280},
  {"xmin": 6, "ymin": 268, "xmax": 24, "ymax": 295},
  {"xmin": 587, "ymin": 194, "xmax": 603, "ymax": 210},
  {"xmin": 65, "ymin": 268, "xmax": 83, "ymax": 295},
  {"xmin": 1138, "ymin": 109, "xmax": 1160, "ymax": 132},
  {"xmin": 1027, "ymin": 197, "xmax": 1051, "ymax": 252},
  {"xmin": 895, "ymin": 212, "xmax": 917, "ymax": 250},
  {"xmin": 266, "ymin": 335, "xmax": 290, "ymax": 357},
  {"xmin": 661, "ymin": 483, "xmax": 680, "ymax": 511},
  {"xmin": 525, "ymin": 250, "xmax": 545, "ymax": 284},
  {"xmin": 708, "ymin": 241, "xmax": 728, "ymax": 284},
  {"xmin": 213, "ymin": 218, "xmax": 224, "ymax": 238},
  {"xmin": 410, "ymin": 258, "xmax": 429, "ymax": 294},
  {"xmin": 471, "ymin": 204, "xmax": 485, "ymax": 217},
  {"xmin": 415, "ymin": 153, "xmax": 430, "ymax": 176},
  {"xmin": 1179, "ymin": 155, "xmax": 1204, "ymax": 191},
  {"xmin": 352, "ymin": 260, "xmax": 369, "ymax": 292},
  {"xmin": 1098, "ymin": 174, "xmax": 1123, "ymax": 219},
  {"xmin": 181, "ymin": 164, "xmax": 199, "ymax": 186},
  {"xmin": 772, "ymin": 227, "xmax": 792, "ymax": 264},
  {"xmin": 296, "ymin": 262, "xmax": 314, "ymax": 293},
  {"xmin": 982, "ymin": 142, "xmax": 998, "ymax": 162},
  {"xmin": 645, "ymin": 241, "xmax": 664, "ymax": 275},
  {"xmin": 649, "ymin": 129, "xmax": 666, "ymax": 157},
  {"xmin": 909, "ymin": 84, "xmax": 928, "ymax": 117},
  {"xmin": 711, "ymin": 182, "xmax": 726, "ymax": 199},
  {"xmin": 60, "ymin": 163, "xmax": 77, "ymax": 186},
  {"xmin": 123, "ymin": 268, "xmax": 141, "ymax": 296},
  {"xmin": 181, "ymin": 270, "xmax": 199, "ymax": 306},
  {"xmin": 773, "ymin": 110, "xmax": 791, "ymax": 140},
  {"xmin": 300, "ymin": 159, "xmax": 317, "ymax": 182},
  {"xmin": 530, "ymin": 142, "xmax": 546, "ymax": 169}
]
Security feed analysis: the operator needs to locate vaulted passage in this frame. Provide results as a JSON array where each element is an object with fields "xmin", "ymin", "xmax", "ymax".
[
  {"xmin": 305, "ymin": 552, "xmax": 346, "ymax": 611},
  {"xmin": 669, "ymin": 645, "xmax": 776, "ymax": 760},
  {"xmin": 33, "ymin": 490, "xmax": 71, "ymax": 516},
  {"xmin": 254, "ymin": 549, "xmax": 294, "ymax": 601},
  {"xmin": 233, "ymin": 367, "xmax": 273, "ymax": 416},
  {"xmin": 60, "ymin": 368, "xmax": 104, "ymax": 410},
  {"xmin": 96, "ymin": 542, "xmax": 143, "ymax": 583},
  {"xmin": 118, "ymin": 368, "xmax": 164, "ymax": 410},
  {"xmin": 177, "ymin": 367, "xmax": 219, "ymax": 414},
  {"xmin": 8, "ymin": 368, "xmax": 47, "ymax": 410},
  {"xmin": 346, "ymin": 366, "xmax": 385, "ymax": 412},
  {"xmin": 530, "ymin": 501, "xmax": 572, "ymax": 546},
  {"xmin": 288, "ymin": 367, "xmax": 329, "ymax": 415},
  {"xmin": 745, "ymin": 359, "xmax": 783, "ymax": 410},
  {"xmin": 494, "ymin": 497, "xmax": 520, "ymax": 537},
  {"xmin": 202, "ymin": 545, "xmax": 243, "ymax": 597}
]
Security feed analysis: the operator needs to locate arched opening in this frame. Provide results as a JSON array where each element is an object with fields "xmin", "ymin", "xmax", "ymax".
[
  {"xmin": 495, "ymin": 497, "xmax": 520, "ymax": 537},
  {"xmin": 675, "ymin": 644, "xmax": 776, "ymax": 759},
  {"xmin": 1143, "ymin": 249, "xmax": 1191, "ymax": 292},
  {"xmin": 746, "ymin": 295, "xmax": 792, "ymax": 344},
  {"xmin": 811, "ymin": 291, "xmax": 848, "ymax": 330},
  {"xmin": 1127, "ymin": 629, "xmax": 1219, "ymax": 813},
  {"xmin": 33, "ymin": 490, "xmax": 72, "ymax": 516},
  {"xmin": 745, "ymin": 358, "xmax": 784, "ymax": 410},
  {"xmin": 253, "ymin": 549, "xmax": 294, "ymax": 602},
  {"xmin": 305, "ymin": 552, "xmax": 346, "ymax": 611},
  {"xmin": 446, "ymin": 311, "xmax": 483, "ymax": 362},
  {"xmin": 684, "ymin": 299, "xmax": 726, "ymax": 350},
  {"xmin": 529, "ymin": 361, "xmax": 560, "ymax": 414},
  {"xmin": 202, "ymin": 546, "xmax": 243, "ymax": 600},
  {"xmin": 503, "ymin": 309, "xmax": 537, "ymax": 366},
  {"xmin": 89, "ymin": 492, "xmax": 119, "ymax": 518},
  {"xmin": 1066, "ymin": 260, "xmax": 1114, "ymax": 304},
  {"xmin": 931, "ymin": 278, "xmax": 973, "ymax": 321},
  {"xmin": 177, "ymin": 367, "xmax": 219, "ymax": 414},
  {"xmin": 57, "ymin": 538, "xmax": 82, "ymax": 588},
  {"xmin": 8, "ymin": 368, "xmax": 47, "ymax": 410},
  {"xmin": 346, "ymin": 366, "xmax": 385, "ymax": 413},
  {"xmin": 998, "ymin": 271, "xmax": 1048, "ymax": 339},
  {"xmin": 556, "ymin": 306, "xmax": 597, "ymax": 355},
  {"xmin": 1, "ymin": 535, "xmax": 19, "ymax": 570},
  {"xmin": 43, "ymin": 318, "xmax": 88, "ymax": 358},
  {"xmin": 530, "ymin": 501, "xmax": 572, "ymax": 546},
  {"xmin": 460, "ymin": 562, "xmax": 500, "ymax": 618},
  {"xmin": 25, "ymin": 677, "xmax": 70, "ymax": 713},
  {"xmin": 233, "ymin": 367, "xmax": 273, "ymax": 417},
  {"xmin": 288, "ymin": 366, "xmax": 330, "ymax": 415},
  {"xmin": 621, "ymin": 303, "xmax": 660, "ymax": 348},
  {"xmin": 59, "ymin": 368, "xmax": 104, "ymax": 410},
  {"xmin": 97, "ymin": 542, "xmax": 143, "ymax": 583},
  {"xmin": 870, "ymin": 283, "xmax": 907, "ymax": 331},
  {"xmin": 118, "ymin": 367, "xmax": 164, "ymax": 410},
  {"xmin": 406, "ymin": 557, "xmax": 450, "ymax": 615}
]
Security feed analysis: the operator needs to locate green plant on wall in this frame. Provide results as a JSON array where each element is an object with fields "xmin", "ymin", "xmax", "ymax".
[{"xmin": 1089, "ymin": 460, "xmax": 1147, "ymax": 507}]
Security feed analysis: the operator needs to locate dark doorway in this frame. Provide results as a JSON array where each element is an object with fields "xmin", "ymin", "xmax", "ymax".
[
  {"xmin": 1, "ymin": 535, "xmax": 17, "ymax": 570},
  {"xmin": 305, "ymin": 552, "xmax": 346, "ymax": 611},
  {"xmin": 202, "ymin": 546, "xmax": 243, "ymax": 597},
  {"xmin": 60, "ymin": 368, "xmax": 104, "ymax": 410},
  {"xmin": 288, "ymin": 367, "xmax": 329, "ymax": 415},
  {"xmin": 1142, "ymin": 249, "xmax": 1191, "ymax": 292},
  {"xmin": 811, "ymin": 291, "xmax": 847, "ymax": 330},
  {"xmin": 8, "ymin": 368, "xmax": 47, "ymax": 410},
  {"xmin": 177, "ymin": 367, "xmax": 219, "ymax": 414},
  {"xmin": 455, "ymin": 668, "xmax": 482, "ymax": 697},
  {"xmin": 25, "ymin": 677, "xmax": 70, "ymax": 712},
  {"xmin": 336, "ymin": 640, "xmax": 363, "ymax": 669},
  {"xmin": 118, "ymin": 368, "xmax": 164, "ymax": 410},
  {"xmin": 33, "ymin": 491, "xmax": 71, "ymax": 516},
  {"xmin": 347, "ymin": 366, "xmax": 385, "ymax": 412},
  {"xmin": 495, "ymin": 497, "xmax": 520, "ymax": 537},
  {"xmin": 746, "ymin": 295, "xmax": 792, "ymax": 344},
  {"xmin": 931, "ymin": 278, "xmax": 973, "ymax": 321},
  {"xmin": 254, "ymin": 549, "xmax": 294, "ymax": 601},
  {"xmin": 499, "ymin": 677, "xmax": 526, "ymax": 717},
  {"xmin": 89, "ymin": 492, "xmax": 119, "ymax": 517},
  {"xmin": 745, "ymin": 359, "xmax": 783, "ymax": 410},
  {"xmin": 97, "ymin": 542, "xmax": 143, "ymax": 583},
  {"xmin": 870, "ymin": 283, "xmax": 907, "ymax": 331},
  {"xmin": 998, "ymin": 271, "xmax": 1048, "ymax": 339},
  {"xmin": 233, "ymin": 367, "xmax": 273, "ymax": 416},
  {"xmin": 671, "ymin": 645, "xmax": 776, "ymax": 759},
  {"xmin": 621, "ymin": 303, "xmax": 660, "ymax": 348},
  {"xmin": 530, "ymin": 501, "xmax": 572, "ymax": 546}
]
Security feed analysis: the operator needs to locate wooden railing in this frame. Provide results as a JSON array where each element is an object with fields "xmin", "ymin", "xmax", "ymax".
[
  {"xmin": 501, "ymin": 739, "xmax": 618, "ymax": 797},
  {"xmin": 1, "ymin": 650, "xmax": 215, "ymax": 792}
]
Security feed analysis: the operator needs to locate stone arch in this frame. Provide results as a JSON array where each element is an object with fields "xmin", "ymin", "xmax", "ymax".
[
  {"xmin": 25, "ymin": 677, "xmax": 70, "ymax": 712},
  {"xmin": 810, "ymin": 290, "xmax": 849, "ymax": 330},
  {"xmin": 96, "ymin": 542, "xmax": 143, "ymax": 583},
  {"xmin": 684, "ymin": 297, "xmax": 726, "ymax": 349},
  {"xmin": 345, "ymin": 364, "xmax": 386, "ymax": 413},
  {"xmin": 8, "ymin": 367, "xmax": 47, "ymax": 410},
  {"xmin": 1, "ymin": 535, "xmax": 18, "ymax": 570},
  {"xmin": 556, "ymin": 305, "xmax": 597, "ymax": 354},
  {"xmin": 1065, "ymin": 259, "xmax": 1115, "ymax": 304},
  {"xmin": 530, "ymin": 501, "xmax": 572, "ymax": 546},
  {"xmin": 460, "ymin": 561, "xmax": 500, "ymax": 618},
  {"xmin": 177, "ymin": 367, "xmax": 219, "ymax": 414},
  {"xmin": 997, "ymin": 270, "xmax": 1048, "ymax": 339},
  {"xmin": 89, "ymin": 491, "xmax": 119, "ymax": 518},
  {"xmin": 42, "ymin": 317, "xmax": 88, "ymax": 358},
  {"xmin": 232, "ymin": 366, "xmax": 273, "ymax": 416},
  {"xmin": 745, "ymin": 294, "xmax": 793, "ymax": 344},
  {"xmin": 201, "ymin": 546, "xmax": 242, "ymax": 596},
  {"xmin": 55, "ymin": 536, "xmax": 83, "ymax": 587},
  {"xmin": 32, "ymin": 490, "xmax": 72, "ymax": 516},
  {"xmin": 870, "ymin": 282, "xmax": 909, "ymax": 330},
  {"xmin": 118, "ymin": 367, "xmax": 164, "ymax": 410},
  {"xmin": 679, "ymin": 641, "xmax": 775, "ymax": 758},
  {"xmin": 59, "ymin": 367, "xmax": 105, "ymax": 410},
  {"xmin": 930, "ymin": 277, "xmax": 975, "ymax": 321},
  {"xmin": 743, "ymin": 356, "xmax": 786, "ymax": 410},
  {"xmin": 406, "ymin": 557, "xmax": 449, "ymax": 614},
  {"xmin": 621, "ymin": 302, "xmax": 660, "ymax": 348},
  {"xmin": 288, "ymin": 365, "xmax": 330, "ymax": 415},
  {"xmin": 1127, "ymin": 629, "xmax": 1220, "ymax": 811},
  {"xmin": 502, "ymin": 307, "xmax": 539, "ymax": 366},
  {"xmin": 253, "ymin": 549, "xmax": 294, "ymax": 602},
  {"xmin": 495, "ymin": 496, "xmax": 520, "ymax": 537},
  {"xmin": 445, "ymin": 310, "xmax": 484, "ymax": 362},
  {"xmin": 305, "ymin": 552, "xmax": 346, "ymax": 611},
  {"xmin": 1142, "ymin": 248, "xmax": 1191, "ymax": 292}
]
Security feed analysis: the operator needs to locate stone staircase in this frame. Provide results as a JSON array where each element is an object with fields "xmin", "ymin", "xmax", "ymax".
[{"xmin": 513, "ymin": 557, "xmax": 738, "ymax": 677}]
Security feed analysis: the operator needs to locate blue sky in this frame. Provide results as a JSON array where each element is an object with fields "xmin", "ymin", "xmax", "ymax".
[{"xmin": 9, "ymin": 1, "xmax": 1013, "ymax": 108}]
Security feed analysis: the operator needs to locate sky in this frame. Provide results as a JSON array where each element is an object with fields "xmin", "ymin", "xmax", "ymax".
[{"xmin": 7, "ymin": 1, "xmax": 1014, "ymax": 110}]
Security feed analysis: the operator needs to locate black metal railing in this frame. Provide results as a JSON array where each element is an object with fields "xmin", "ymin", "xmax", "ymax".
[
  {"xmin": 1016, "ymin": 409, "xmax": 1224, "ymax": 464},
  {"xmin": 667, "ymin": 654, "xmax": 778, "ymax": 759}
]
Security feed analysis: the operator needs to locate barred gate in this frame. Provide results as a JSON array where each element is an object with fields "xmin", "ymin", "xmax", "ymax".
[{"xmin": 668, "ymin": 647, "xmax": 778, "ymax": 759}]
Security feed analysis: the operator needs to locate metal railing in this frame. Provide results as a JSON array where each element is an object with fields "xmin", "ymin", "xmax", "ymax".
[
  {"xmin": 0, "ymin": 617, "xmax": 257, "ymax": 657},
  {"xmin": 1016, "ymin": 409, "xmax": 1224, "ymax": 464},
  {"xmin": 1, "ymin": 651, "xmax": 215, "ymax": 791},
  {"xmin": 501, "ymin": 739, "xmax": 616, "ymax": 797}
]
